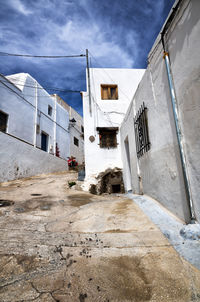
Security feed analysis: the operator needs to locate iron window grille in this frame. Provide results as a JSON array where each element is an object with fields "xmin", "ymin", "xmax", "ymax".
[{"xmin": 134, "ymin": 103, "xmax": 150, "ymax": 158}]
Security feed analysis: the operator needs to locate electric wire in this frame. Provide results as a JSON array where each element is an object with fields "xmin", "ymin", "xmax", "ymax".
[
  {"xmin": 0, "ymin": 79, "xmax": 69, "ymax": 133},
  {"xmin": 0, "ymin": 77, "xmax": 81, "ymax": 93},
  {"xmin": 0, "ymin": 52, "xmax": 86, "ymax": 58},
  {"xmin": 88, "ymin": 50, "xmax": 132, "ymax": 102}
]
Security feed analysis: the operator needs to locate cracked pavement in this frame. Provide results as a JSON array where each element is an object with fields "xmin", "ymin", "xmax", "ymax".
[{"xmin": 0, "ymin": 171, "xmax": 200, "ymax": 302}]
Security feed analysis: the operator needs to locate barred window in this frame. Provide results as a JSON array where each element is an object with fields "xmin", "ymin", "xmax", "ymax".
[
  {"xmin": 134, "ymin": 103, "xmax": 150, "ymax": 158},
  {"xmin": 97, "ymin": 127, "xmax": 118, "ymax": 149}
]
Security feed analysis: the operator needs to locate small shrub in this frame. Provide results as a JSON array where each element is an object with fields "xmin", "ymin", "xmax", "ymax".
[{"xmin": 68, "ymin": 181, "xmax": 76, "ymax": 188}]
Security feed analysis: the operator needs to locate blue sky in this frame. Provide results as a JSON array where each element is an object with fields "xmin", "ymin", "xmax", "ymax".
[{"xmin": 0, "ymin": 0, "xmax": 175, "ymax": 115}]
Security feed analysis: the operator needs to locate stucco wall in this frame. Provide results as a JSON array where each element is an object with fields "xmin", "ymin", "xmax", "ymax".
[
  {"xmin": 0, "ymin": 73, "xmax": 70, "ymax": 160},
  {"xmin": 120, "ymin": 0, "xmax": 200, "ymax": 223},
  {"xmin": 0, "ymin": 132, "xmax": 68, "ymax": 182},
  {"xmin": 83, "ymin": 68, "xmax": 145, "ymax": 182},
  {"xmin": 68, "ymin": 106, "xmax": 84, "ymax": 164},
  {"xmin": 51, "ymin": 94, "xmax": 84, "ymax": 164},
  {"xmin": 165, "ymin": 0, "xmax": 200, "ymax": 222},
  {"xmin": 0, "ymin": 74, "xmax": 35, "ymax": 144}
]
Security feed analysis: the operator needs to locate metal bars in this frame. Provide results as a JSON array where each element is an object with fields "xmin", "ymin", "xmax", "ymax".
[{"xmin": 134, "ymin": 103, "xmax": 150, "ymax": 158}]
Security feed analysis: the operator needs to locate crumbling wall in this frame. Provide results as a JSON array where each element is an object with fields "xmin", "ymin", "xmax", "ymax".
[{"xmin": 89, "ymin": 168, "xmax": 124, "ymax": 195}]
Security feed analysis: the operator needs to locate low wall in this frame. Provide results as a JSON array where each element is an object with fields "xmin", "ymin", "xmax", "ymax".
[{"xmin": 0, "ymin": 132, "xmax": 68, "ymax": 182}]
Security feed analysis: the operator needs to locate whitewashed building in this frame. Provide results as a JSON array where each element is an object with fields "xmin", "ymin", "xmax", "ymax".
[
  {"xmin": 120, "ymin": 0, "xmax": 200, "ymax": 223},
  {"xmin": 51, "ymin": 94, "xmax": 84, "ymax": 165},
  {"xmin": 82, "ymin": 0, "xmax": 200, "ymax": 224},
  {"xmin": 82, "ymin": 68, "xmax": 145, "ymax": 190},
  {"xmin": 0, "ymin": 73, "xmax": 70, "ymax": 160}
]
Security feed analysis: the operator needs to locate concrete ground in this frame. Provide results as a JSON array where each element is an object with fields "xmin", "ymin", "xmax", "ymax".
[{"xmin": 0, "ymin": 171, "xmax": 200, "ymax": 302}]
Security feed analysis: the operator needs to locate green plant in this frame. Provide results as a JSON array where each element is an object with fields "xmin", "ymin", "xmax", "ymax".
[{"xmin": 68, "ymin": 181, "xmax": 76, "ymax": 188}]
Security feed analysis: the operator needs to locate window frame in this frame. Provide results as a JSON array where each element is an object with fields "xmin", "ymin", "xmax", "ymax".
[
  {"xmin": 97, "ymin": 127, "xmax": 118, "ymax": 149},
  {"xmin": 0, "ymin": 110, "xmax": 8, "ymax": 133},
  {"xmin": 74, "ymin": 136, "xmax": 79, "ymax": 147},
  {"xmin": 48, "ymin": 105, "xmax": 52, "ymax": 116},
  {"xmin": 101, "ymin": 84, "xmax": 118, "ymax": 100},
  {"xmin": 134, "ymin": 103, "xmax": 150, "ymax": 158}
]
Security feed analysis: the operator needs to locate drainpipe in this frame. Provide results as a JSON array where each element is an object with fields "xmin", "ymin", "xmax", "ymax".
[
  {"xmin": 33, "ymin": 80, "xmax": 38, "ymax": 147},
  {"xmin": 161, "ymin": 2, "xmax": 196, "ymax": 223},
  {"xmin": 54, "ymin": 94, "xmax": 57, "ymax": 156}
]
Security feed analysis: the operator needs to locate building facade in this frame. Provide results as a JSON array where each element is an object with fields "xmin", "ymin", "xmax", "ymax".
[
  {"xmin": 0, "ymin": 73, "xmax": 83, "ymax": 163},
  {"xmin": 82, "ymin": 68, "xmax": 145, "ymax": 189},
  {"xmin": 51, "ymin": 94, "xmax": 84, "ymax": 165},
  {"xmin": 120, "ymin": 0, "xmax": 200, "ymax": 223},
  {"xmin": 82, "ymin": 0, "xmax": 200, "ymax": 224}
]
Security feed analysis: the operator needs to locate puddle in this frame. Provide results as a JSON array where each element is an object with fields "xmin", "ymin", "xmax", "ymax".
[
  {"xmin": 40, "ymin": 205, "xmax": 51, "ymax": 210},
  {"xmin": 67, "ymin": 194, "xmax": 93, "ymax": 207},
  {"xmin": 0, "ymin": 200, "xmax": 14, "ymax": 207},
  {"xmin": 14, "ymin": 207, "xmax": 25, "ymax": 213},
  {"xmin": 13, "ymin": 197, "xmax": 53, "ymax": 213}
]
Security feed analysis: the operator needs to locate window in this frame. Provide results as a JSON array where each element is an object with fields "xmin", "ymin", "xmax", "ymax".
[
  {"xmin": 97, "ymin": 127, "xmax": 118, "ymax": 149},
  {"xmin": 41, "ymin": 132, "xmax": 49, "ymax": 152},
  {"xmin": 134, "ymin": 103, "xmax": 150, "ymax": 158},
  {"xmin": 81, "ymin": 125, "xmax": 84, "ymax": 133},
  {"xmin": 74, "ymin": 137, "xmax": 79, "ymax": 147},
  {"xmin": 48, "ymin": 105, "xmax": 52, "ymax": 116},
  {"xmin": 0, "ymin": 111, "xmax": 8, "ymax": 133},
  {"xmin": 101, "ymin": 84, "xmax": 118, "ymax": 100}
]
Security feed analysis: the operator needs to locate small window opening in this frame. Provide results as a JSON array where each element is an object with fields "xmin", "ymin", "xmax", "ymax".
[
  {"xmin": 48, "ymin": 105, "xmax": 52, "ymax": 116},
  {"xmin": 101, "ymin": 85, "xmax": 118, "ymax": 100},
  {"xmin": 74, "ymin": 137, "xmax": 79, "ymax": 147},
  {"xmin": 97, "ymin": 127, "xmax": 118, "ymax": 149},
  {"xmin": 81, "ymin": 125, "xmax": 84, "ymax": 133},
  {"xmin": 41, "ymin": 132, "xmax": 48, "ymax": 152},
  {"xmin": 0, "ymin": 111, "xmax": 8, "ymax": 133}
]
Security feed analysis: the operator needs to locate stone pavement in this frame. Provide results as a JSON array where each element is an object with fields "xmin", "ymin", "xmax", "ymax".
[{"xmin": 0, "ymin": 171, "xmax": 200, "ymax": 302}]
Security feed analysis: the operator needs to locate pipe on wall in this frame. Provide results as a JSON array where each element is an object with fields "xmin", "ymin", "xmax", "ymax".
[
  {"xmin": 33, "ymin": 80, "xmax": 38, "ymax": 147},
  {"xmin": 161, "ymin": 0, "xmax": 196, "ymax": 223},
  {"xmin": 53, "ymin": 94, "xmax": 57, "ymax": 156}
]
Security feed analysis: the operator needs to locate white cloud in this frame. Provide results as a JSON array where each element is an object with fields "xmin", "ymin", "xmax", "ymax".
[
  {"xmin": 8, "ymin": 0, "xmax": 32, "ymax": 15},
  {"xmin": 56, "ymin": 19, "xmax": 135, "ymax": 67}
]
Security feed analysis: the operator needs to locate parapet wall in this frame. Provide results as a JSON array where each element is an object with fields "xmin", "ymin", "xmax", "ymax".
[{"xmin": 0, "ymin": 132, "xmax": 68, "ymax": 182}]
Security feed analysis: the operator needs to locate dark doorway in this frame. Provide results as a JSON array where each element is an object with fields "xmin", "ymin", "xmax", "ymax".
[
  {"xmin": 0, "ymin": 111, "xmax": 8, "ymax": 133},
  {"xmin": 112, "ymin": 184, "xmax": 121, "ymax": 193},
  {"xmin": 41, "ymin": 132, "xmax": 48, "ymax": 152}
]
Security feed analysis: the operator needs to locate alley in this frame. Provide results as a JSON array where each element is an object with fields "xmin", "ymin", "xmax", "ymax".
[{"xmin": 0, "ymin": 171, "xmax": 200, "ymax": 302}]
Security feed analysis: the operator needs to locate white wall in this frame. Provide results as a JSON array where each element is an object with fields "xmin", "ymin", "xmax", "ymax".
[
  {"xmin": 120, "ymin": 0, "xmax": 200, "ymax": 223},
  {"xmin": 0, "ymin": 132, "xmax": 68, "ymax": 182},
  {"xmin": 0, "ymin": 74, "xmax": 35, "ymax": 144},
  {"xmin": 0, "ymin": 73, "xmax": 70, "ymax": 160},
  {"xmin": 68, "ymin": 106, "xmax": 84, "ymax": 164},
  {"xmin": 83, "ymin": 68, "xmax": 145, "ymax": 183},
  {"xmin": 51, "ymin": 94, "xmax": 84, "ymax": 164}
]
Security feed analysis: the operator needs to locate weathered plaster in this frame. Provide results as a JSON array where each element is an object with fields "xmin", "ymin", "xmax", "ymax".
[
  {"xmin": 82, "ymin": 68, "xmax": 145, "ymax": 187},
  {"xmin": 120, "ymin": 0, "xmax": 200, "ymax": 223},
  {"xmin": 0, "ymin": 132, "xmax": 68, "ymax": 182}
]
